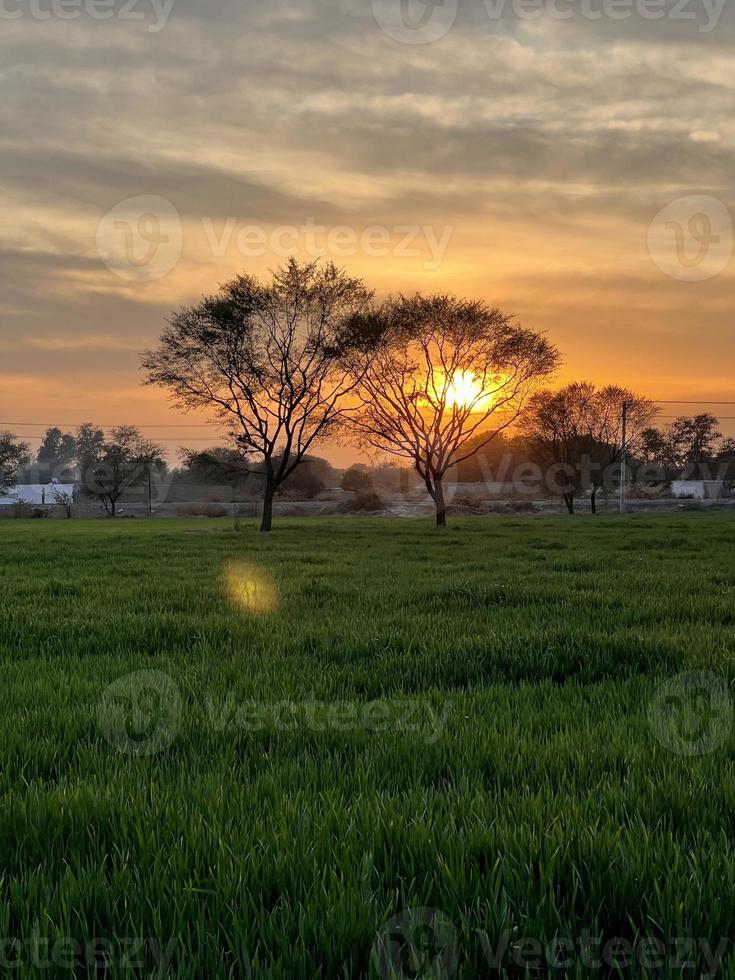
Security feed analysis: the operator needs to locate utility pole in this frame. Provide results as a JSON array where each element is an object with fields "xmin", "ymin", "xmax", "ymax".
[{"xmin": 619, "ymin": 400, "xmax": 628, "ymax": 515}]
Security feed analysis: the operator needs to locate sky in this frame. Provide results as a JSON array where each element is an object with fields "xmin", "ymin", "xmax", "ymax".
[{"xmin": 2, "ymin": 0, "xmax": 734, "ymax": 464}]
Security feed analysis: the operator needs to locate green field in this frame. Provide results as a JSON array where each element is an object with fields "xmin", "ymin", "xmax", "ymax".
[{"xmin": 2, "ymin": 515, "xmax": 735, "ymax": 977}]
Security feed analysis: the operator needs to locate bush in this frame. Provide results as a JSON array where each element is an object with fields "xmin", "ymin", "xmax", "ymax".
[
  {"xmin": 450, "ymin": 493, "xmax": 487, "ymax": 515},
  {"xmin": 335, "ymin": 491, "xmax": 385, "ymax": 513},
  {"xmin": 13, "ymin": 502, "xmax": 48, "ymax": 519},
  {"xmin": 341, "ymin": 465, "xmax": 372, "ymax": 493},
  {"xmin": 175, "ymin": 503, "xmax": 229, "ymax": 518}
]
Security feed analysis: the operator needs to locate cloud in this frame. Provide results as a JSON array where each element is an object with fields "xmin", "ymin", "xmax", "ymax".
[{"xmin": 0, "ymin": 0, "xmax": 733, "ymax": 449}]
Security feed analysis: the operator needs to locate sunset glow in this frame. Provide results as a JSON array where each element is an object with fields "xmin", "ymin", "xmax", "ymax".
[{"xmin": 444, "ymin": 371, "xmax": 492, "ymax": 412}]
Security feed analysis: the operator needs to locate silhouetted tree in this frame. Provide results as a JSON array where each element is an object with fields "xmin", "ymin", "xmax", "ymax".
[
  {"xmin": 345, "ymin": 294, "xmax": 559, "ymax": 526},
  {"xmin": 518, "ymin": 384, "xmax": 595, "ymax": 514},
  {"xmin": 518, "ymin": 383, "xmax": 656, "ymax": 513},
  {"xmin": 0, "ymin": 431, "xmax": 30, "ymax": 493},
  {"xmin": 143, "ymin": 260, "xmax": 374, "ymax": 532},
  {"xmin": 80, "ymin": 426, "xmax": 164, "ymax": 517},
  {"xmin": 640, "ymin": 413, "xmax": 723, "ymax": 475},
  {"xmin": 37, "ymin": 427, "xmax": 77, "ymax": 480}
]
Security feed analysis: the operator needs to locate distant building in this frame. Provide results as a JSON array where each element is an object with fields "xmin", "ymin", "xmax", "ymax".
[
  {"xmin": 671, "ymin": 480, "xmax": 724, "ymax": 500},
  {"xmin": 0, "ymin": 483, "xmax": 75, "ymax": 506}
]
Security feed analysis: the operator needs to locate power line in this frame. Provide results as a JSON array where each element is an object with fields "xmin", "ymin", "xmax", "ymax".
[{"xmin": 0, "ymin": 421, "xmax": 221, "ymax": 429}]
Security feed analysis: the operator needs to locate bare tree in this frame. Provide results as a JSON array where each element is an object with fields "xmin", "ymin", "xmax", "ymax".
[
  {"xmin": 142, "ymin": 260, "xmax": 374, "ymax": 532},
  {"xmin": 79, "ymin": 426, "xmax": 165, "ymax": 517},
  {"xmin": 584, "ymin": 386, "xmax": 657, "ymax": 511},
  {"xmin": 345, "ymin": 294, "xmax": 559, "ymax": 526},
  {"xmin": 52, "ymin": 489, "xmax": 74, "ymax": 518},
  {"xmin": 518, "ymin": 383, "xmax": 657, "ymax": 513}
]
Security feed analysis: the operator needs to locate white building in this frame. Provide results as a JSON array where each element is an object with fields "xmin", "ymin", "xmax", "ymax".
[
  {"xmin": 671, "ymin": 480, "xmax": 724, "ymax": 500},
  {"xmin": 0, "ymin": 483, "xmax": 75, "ymax": 506}
]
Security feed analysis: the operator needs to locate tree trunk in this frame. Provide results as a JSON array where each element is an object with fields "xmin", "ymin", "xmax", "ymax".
[
  {"xmin": 564, "ymin": 493, "xmax": 575, "ymax": 515},
  {"xmin": 110, "ymin": 498, "xmax": 116, "ymax": 518},
  {"xmin": 434, "ymin": 477, "xmax": 447, "ymax": 528},
  {"xmin": 590, "ymin": 486, "xmax": 597, "ymax": 514},
  {"xmin": 260, "ymin": 480, "xmax": 276, "ymax": 533}
]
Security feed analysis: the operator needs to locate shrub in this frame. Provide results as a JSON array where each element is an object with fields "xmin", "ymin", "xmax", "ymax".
[
  {"xmin": 335, "ymin": 491, "xmax": 385, "ymax": 513},
  {"xmin": 175, "ymin": 503, "xmax": 229, "ymax": 518},
  {"xmin": 341, "ymin": 465, "xmax": 372, "ymax": 493},
  {"xmin": 13, "ymin": 502, "xmax": 48, "ymax": 519},
  {"xmin": 450, "ymin": 493, "xmax": 487, "ymax": 515}
]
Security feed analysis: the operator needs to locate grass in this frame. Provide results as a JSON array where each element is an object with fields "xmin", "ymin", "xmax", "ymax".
[{"xmin": 1, "ymin": 514, "xmax": 735, "ymax": 977}]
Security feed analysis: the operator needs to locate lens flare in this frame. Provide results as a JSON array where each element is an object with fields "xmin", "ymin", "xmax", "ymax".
[{"xmin": 224, "ymin": 561, "xmax": 280, "ymax": 615}]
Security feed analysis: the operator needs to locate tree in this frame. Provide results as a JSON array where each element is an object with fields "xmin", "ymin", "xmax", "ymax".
[
  {"xmin": 581, "ymin": 386, "xmax": 657, "ymax": 512},
  {"xmin": 717, "ymin": 438, "xmax": 735, "ymax": 487},
  {"xmin": 517, "ymin": 384, "xmax": 596, "ymax": 514},
  {"xmin": 75, "ymin": 423, "xmax": 106, "ymax": 473},
  {"xmin": 341, "ymin": 464, "xmax": 372, "ymax": 493},
  {"xmin": 345, "ymin": 294, "xmax": 559, "ymax": 526},
  {"xmin": 142, "ymin": 260, "xmax": 374, "ymax": 532},
  {"xmin": 0, "ymin": 431, "xmax": 30, "ymax": 493},
  {"xmin": 279, "ymin": 457, "xmax": 330, "ymax": 499},
  {"xmin": 639, "ymin": 427, "xmax": 671, "ymax": 470},
  {"xmin": 181, "ymin": 447, "xmax": 253, "ymax": 529},
  {"xmin": 518, "ymin": 383, "xmax": 656, "ymax": 513},
  {"xmin": 640, "ymin": 413, "xmax": 722, "ymax": 475},
  {"xmin": 52, "ymin": 489, "xmax": 74, "ymax": 519},
  {"xmin": 37, "ymin": 427, "xmax": 77, "ymax": 479},
  {"xmin": 79, "ymin": 426, "xmax": 164, "ymax": 517},
  {"xmin": 135, "ymin": 438, "xmax": 167, "ymax": 518}
]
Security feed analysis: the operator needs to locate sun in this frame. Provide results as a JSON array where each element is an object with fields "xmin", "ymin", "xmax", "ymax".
[{"xmin": 445, "ymin": 370, "xmax": 491, "ymax": 411}]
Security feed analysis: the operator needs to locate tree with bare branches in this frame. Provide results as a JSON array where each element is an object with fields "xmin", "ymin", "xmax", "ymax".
[
  {"xmin": 79, "ymin": 425, "xmax": 165, "ymax": 518},
  {"xmin": 344, "ymin": 295, "xmax": 559, "ymax": 526},
  {"xmin": 518, "ymin": 383, "xmax": 657, "ymax": 513},
  {"xmin": 142, "ymin": 260, "xmax": 374, "ymax": 532}
]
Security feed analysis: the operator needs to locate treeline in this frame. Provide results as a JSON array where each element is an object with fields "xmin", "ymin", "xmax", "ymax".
[{"xmin": 2, "ymin": 259, "xmax": 734, "ymax": 527}]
